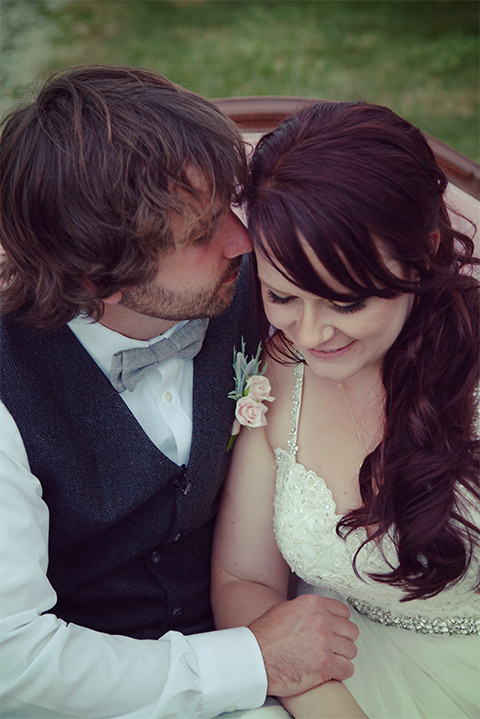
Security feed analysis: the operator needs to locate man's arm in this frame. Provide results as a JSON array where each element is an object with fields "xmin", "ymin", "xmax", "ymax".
[{"xmin": 0, "ymin": 402, "xmax": 266, "ymax": 719}]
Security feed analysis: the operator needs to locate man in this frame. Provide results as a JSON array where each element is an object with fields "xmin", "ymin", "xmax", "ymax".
[{"xmin": 0, "ymin": 65, "xmax": 358, "ymax": 718}]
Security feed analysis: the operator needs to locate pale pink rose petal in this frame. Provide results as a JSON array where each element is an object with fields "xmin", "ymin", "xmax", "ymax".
[
  {"xmin": 230, "ymin": 418, "xmax": 241, "ymax": 436},
  {"xmin": 235, "ymin": 396, "xmax": 268, "ymax": 428},
  {"xmin": 246, "ymin": 375, "xmax": 275, "ymax": 402}
]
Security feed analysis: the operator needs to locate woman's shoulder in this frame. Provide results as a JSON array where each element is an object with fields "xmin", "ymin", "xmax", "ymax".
[{"xmin": 264, "ymin": 353, "xmax": 296, "ymax": 394}]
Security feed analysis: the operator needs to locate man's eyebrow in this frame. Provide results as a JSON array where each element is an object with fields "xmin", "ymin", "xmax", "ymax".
[{"xmin": 188, "ymin": 206, "xmax": 225, "ymax": 241}]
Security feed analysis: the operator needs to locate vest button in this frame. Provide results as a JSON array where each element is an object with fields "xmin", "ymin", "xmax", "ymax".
[
  {"xmin": 172, "ymin": 605, "xmax": 183, "ymax": 617},
  {"xmin": 174, "ymin": 533, "xmax": 181, "ymax": 542},
  {"xmin": 150, "ymin": 550, "xmax": 162, "ymax": 564}
]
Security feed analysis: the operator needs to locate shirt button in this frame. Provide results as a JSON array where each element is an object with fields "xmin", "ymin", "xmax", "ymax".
[
  {"xmin": 150, "ymin": 550, "xmax": 162, "ymax": 564},
  {"xmin": 172, "ymin": 605, "xmax": 183, "ymax": 617},
  {"xmin": 164, "ymin": 391, "xmax": 173, "ymax": 403}
]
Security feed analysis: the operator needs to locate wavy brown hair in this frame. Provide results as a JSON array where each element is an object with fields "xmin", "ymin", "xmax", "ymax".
[
  {"xmin": 0, "ymin": 65, "xmax": 247, "ymax": 328},
  {"xmin": 245, "ymin": 101, "xmax": 480, "ymax": 601}
]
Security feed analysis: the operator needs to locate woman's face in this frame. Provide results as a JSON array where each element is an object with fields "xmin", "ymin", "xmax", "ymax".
[{"xmin": 256, "ymin": 240, "xmax": 415, "ymax": 383}]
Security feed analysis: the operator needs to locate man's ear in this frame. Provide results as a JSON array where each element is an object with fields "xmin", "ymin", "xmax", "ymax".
[
  {"xmin": 102, "ymin": 291, "xmax": 123, "ymax": 305},
  {"xmin": 429, "ymin": 228, "xmax": 441, "ymax": 256},
  {"xmin": 81, "ymin": 279, "xmax": 123, "ymax": 306}
]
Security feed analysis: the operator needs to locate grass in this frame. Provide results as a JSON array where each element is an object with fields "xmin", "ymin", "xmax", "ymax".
[{"xmin": 1, "ymin": 0, "xmax": 479, "ymax": 161}]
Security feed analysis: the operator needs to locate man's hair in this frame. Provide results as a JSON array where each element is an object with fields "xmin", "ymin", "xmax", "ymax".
[{"xmin": 0, "ymin": 65, "xmax": 247, "ymax": 327}]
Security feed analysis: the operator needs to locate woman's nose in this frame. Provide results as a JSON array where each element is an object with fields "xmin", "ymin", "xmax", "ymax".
[{"xmin": 296, "ymin": 306, "xmax": 335, "ymax": 347}]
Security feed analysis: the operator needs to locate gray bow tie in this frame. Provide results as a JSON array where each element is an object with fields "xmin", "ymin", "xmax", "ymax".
[{"xmin": 110, "ymin": 318, "xmax": 209, "ymax": 393}]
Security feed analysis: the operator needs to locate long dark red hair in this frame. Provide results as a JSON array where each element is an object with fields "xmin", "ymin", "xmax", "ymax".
[{"xmin": 245, "ymin": 101, "xmax": 480, "ymax": 600}]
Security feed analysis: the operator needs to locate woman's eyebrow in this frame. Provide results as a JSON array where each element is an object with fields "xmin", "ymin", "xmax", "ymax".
[{"xmin": 256, "ymin": 275, "xmax": 285, "ymax": 291}]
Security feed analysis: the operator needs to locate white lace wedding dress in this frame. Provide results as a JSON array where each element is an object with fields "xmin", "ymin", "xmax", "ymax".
[{"xmin": 273, "ymin": 363, "xmax": 480, "ymax": 718}]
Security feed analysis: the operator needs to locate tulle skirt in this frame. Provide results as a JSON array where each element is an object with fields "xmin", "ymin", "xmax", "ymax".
[
  {"xmin": 344, "ymin": 603, "xmax": 479, "ymax": 718},
  {"xmin": 221, "ymin": 587, "xmax": 479, "ymax": 719}
]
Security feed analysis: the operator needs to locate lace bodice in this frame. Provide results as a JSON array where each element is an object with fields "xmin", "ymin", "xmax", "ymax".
[{"xmin": 273, "ymin": 364, "xmax": 480, "ymax": 634}]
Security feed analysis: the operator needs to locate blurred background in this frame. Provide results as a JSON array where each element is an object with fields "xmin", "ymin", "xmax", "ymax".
[{"xmin": 1, "ymin": 0, "xmax": 479, "ymax": 162}]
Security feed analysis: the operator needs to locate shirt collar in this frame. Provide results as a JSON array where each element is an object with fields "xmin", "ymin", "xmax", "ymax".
[{"xmin": 68, "ymin": 315, "xmax": 189, "ymax": 379}]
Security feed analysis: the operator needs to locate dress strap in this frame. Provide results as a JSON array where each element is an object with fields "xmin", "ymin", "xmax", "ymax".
[
  {"xmin": 474, "ymin": 384, "xmax": 480, "ymax": 438},
  {"xmin": 287, "ymin": 363, "xmax": 304, "ymax": 456}
]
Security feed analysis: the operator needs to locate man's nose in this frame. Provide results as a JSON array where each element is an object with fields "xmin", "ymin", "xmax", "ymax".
[{"xmin": 222, "ymin": 211, "xmax": 253, "ymax": 258}]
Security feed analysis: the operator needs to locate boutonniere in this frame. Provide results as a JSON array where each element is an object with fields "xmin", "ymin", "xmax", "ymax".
[{"xmin": 226, "ymin": 338, "xmax": 275, "ymax": 451}]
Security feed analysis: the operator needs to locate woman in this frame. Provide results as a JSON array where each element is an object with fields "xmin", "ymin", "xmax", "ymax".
[{"xmin": 212, "ymin": 102, "xmax": 480, "ymax": 718}]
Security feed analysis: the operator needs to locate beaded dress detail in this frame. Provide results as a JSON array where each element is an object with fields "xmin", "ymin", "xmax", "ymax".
[{"xmin": 273, "ymin": 364, "xmax": 480, "ymax": 635}]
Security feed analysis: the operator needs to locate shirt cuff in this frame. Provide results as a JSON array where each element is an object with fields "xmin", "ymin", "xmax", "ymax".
[{"xmin": 186, "ymin": 626, "xmax": 267, "ymax": 718}]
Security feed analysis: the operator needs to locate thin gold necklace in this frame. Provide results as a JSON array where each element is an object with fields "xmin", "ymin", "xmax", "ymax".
[{"xmin": 337, "ymin": 381, "xmax": 373, "ymax": 467}]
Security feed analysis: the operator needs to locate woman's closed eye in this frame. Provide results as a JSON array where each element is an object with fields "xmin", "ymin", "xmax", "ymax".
[
  {"xmin": 266, "ymin": 289, "xmax": 367, "ymax": 314},
  {"xmin": 330, "ymin": 299, "xmax": 367, "ymax": 314},
  {"xmin": 266, "ymin": 289, "xmax": 295, "ymax": 305}
]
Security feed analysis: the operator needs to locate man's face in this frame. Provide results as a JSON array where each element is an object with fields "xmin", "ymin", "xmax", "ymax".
[
  {"xmin": 114, "ymin": 162, "xmax": 253, "ymax": 331},
  {"xmin": 120, "ymin": 202, "xmax": 251, "ymax": 322}
]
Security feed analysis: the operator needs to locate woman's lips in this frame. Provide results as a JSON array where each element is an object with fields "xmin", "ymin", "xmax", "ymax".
[{"xmin": 307, "ymin": 340, "xmax": 356, "ymax": 359}]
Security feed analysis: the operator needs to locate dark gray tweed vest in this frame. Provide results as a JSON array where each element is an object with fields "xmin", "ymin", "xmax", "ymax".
[{"xmin": 0, "ymin": 263, "xmax": 259, "ymax": 639}]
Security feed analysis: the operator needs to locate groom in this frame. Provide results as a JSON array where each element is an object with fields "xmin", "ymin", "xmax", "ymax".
[{"xmin": 0, "ymin": 65, "xmax": 358, "ymax": 718}]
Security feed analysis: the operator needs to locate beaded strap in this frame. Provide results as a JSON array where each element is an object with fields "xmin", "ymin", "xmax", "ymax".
[
  {"xmin": 473, "ymin": 385, "xmax": 480, "ymax": 439},
  {"xmin": 287, "ymin": 363, "xmax": 304, "ymax": 456},
  {"xmin": 348, "ymin": 597, "xmax": 480, "ymax": 635}
]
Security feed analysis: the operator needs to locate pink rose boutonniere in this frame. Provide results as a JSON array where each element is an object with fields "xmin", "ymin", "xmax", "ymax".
[{"xmin": 226, "ymin": 338, "xmax": 275, "ymax": 451}]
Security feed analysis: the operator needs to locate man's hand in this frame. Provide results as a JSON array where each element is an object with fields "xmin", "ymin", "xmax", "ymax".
[{"xmin": 248, "ymin": 594, "xmax": 358, "ymax": 697}]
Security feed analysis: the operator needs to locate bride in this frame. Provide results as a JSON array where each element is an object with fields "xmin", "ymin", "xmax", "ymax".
[{"xmin": 212, "ymin": 101, "xmax": 479, "ymax": 718}]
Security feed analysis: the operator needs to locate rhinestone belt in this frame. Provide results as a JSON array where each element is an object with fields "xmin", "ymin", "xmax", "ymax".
[{"xmin": 347, "ymin": 597, "xmax": 480, "ymax": 635}]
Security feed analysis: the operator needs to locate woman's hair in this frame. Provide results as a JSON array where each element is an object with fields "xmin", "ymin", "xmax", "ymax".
[
  {"xmin": 0, "ymin": 65, "xmax": 247, "ymax": 328},
  {"xmin": 245, "ymin": 101, "xmax": 480, "ymax": 601}
]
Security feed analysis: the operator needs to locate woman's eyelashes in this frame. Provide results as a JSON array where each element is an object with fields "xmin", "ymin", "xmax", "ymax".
[
  {"xmin": 331, "ymin": 300, "xmax": 367, "ymax": 314},
  {"xmin": 266, "ymin": 289, "xmax": 367, "ymax": 314},
  {"xmin": 266, "ymin": 289, "xmax": 293, "ymax": 305}
]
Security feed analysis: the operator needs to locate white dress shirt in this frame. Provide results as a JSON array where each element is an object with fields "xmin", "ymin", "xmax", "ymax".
[
  {"xmin": 0, "ymin": 318, "xmax": 267, "ymax": 718},
  {"xmin": 69, "ymin": 316, "xmax": 195, "ymax": 466}
]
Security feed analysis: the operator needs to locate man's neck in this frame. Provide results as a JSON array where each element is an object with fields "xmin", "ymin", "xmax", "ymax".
[{"xmin": 100, "ymin": 303, "xmax": 178, "ymax": 340}]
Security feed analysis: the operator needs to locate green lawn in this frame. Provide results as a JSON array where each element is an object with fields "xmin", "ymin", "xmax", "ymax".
[{"xmin": 1, "ymin": 0, "xmax": 479, "ymax": 161}]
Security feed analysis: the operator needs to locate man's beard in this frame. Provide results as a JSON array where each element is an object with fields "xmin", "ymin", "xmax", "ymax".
[{"xmin": 119, "ymin": 259, "xmax": 242, "ymax": 321}]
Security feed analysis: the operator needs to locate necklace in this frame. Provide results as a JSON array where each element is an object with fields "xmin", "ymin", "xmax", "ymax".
[{"xmin": 337, "ymin": 381, "xmax": 377, "ymax": 467}]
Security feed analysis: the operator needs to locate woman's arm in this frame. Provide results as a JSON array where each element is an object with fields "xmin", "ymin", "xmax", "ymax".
[
  {"xmin": 281, "ymin": 682, "xmax": 368, "ymax": 718},
  {"xmin": 211, "ymin": 391, "xmax": 359, "ymax": 701},
  {"xmin": 212, "ymin": 357, "xmax": 363, "ymax": 715},
  {"xmin": 212, "ymin": 419, "xmax": 291, "ymax": 627},
  {"xmin": 212, "ymin": 423, "xmax": 364, "ymax": 715}
]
